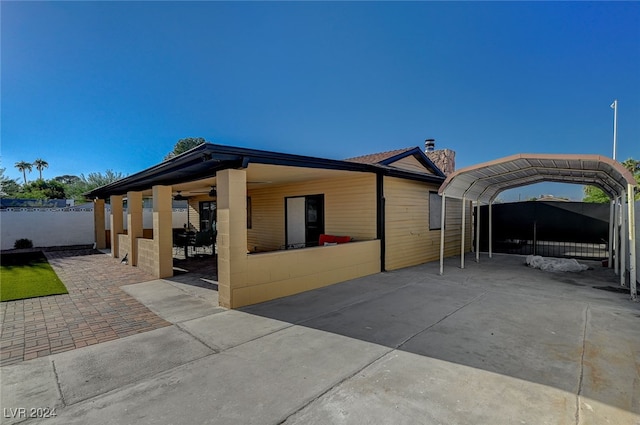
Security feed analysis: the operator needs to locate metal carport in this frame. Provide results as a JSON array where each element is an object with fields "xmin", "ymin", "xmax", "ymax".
[{"xmin": 437, "ymin": 153, "xmax": 637, "ymax": 300}]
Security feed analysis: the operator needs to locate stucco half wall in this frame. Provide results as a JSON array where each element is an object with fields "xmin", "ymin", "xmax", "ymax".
[{"xmin": 228, "ymin": 240, "xmax": 380, "ymax": 308}]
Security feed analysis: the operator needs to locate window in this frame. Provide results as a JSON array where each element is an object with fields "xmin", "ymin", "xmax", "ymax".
[{"xmin": 429, "ymin": 192, "xmax": 443, "ymax": 230}]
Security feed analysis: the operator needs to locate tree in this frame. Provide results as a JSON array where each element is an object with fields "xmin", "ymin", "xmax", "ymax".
[
  {"xmin": 583, "ymin": 157, "xmax": 640, "ymax": 202},
  {"xmin": 164, "ymin": 137, "xmax": 207, "ymax": 160},
  {"xmin": 33, "ymin": 158, "xmax": 49, "ymax": 180},
  {"xmin": 64, "ymin": 170, "xmax": 126, "ymax": 202},
  {"xmin": 15, "ymin": 161, "xmax": 33, "ymax": 184},
  {"xmin": 54, "ymin": 175, "xmax": 81, "ymax": 185},
  {"xmin": 583, "ymin": 186, "xmax": 610, "ymax": 203},
  {"xmin": 16, "ymin": 179, "xmax": 66, "ymax": 199},
  {"xmin": 0, "ymin": 167, "xmax": 21, "ymax": 197}
]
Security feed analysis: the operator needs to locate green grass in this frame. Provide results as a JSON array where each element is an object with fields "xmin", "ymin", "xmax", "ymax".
[{"xmin": 1, "ymin": 252, "xmax": 68, "ymax": 302}]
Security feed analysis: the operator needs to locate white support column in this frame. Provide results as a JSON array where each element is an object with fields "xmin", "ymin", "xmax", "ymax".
[
  {"xmin": 489, "ymin": 201, "xmax": 493, "ymax": 258},
  {"xmin": 475, "ymin": 201, "xmax": 480, "ymax": 263},
  {"xmin": 609, "ymin": 200, "xmax": 614, "ymax": 268},
  {"xmin": 620, "ymin": 190, "xmax": 627, "ymax": 287},
  {"xmin": 461, "ymin": 196, "xmax": 466, "ymax": 269},
  {"xmin": 627, "ymin": 185, "xmax": 636, "ymax": 300},
  {"xmin": 439, "ymin": 194, "xmax": 446, "ymax": 276},
  {"xmin": 614, "ymin": 197, "xmax": 619, "ymax": 275}
]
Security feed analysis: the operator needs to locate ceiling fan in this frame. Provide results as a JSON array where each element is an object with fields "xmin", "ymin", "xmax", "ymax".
[
  {"xmin": 173, "ymin": 191, "xmax": 189, "ymax": 201},
  {"xmin": 175, "ymin": 186, "xmax": 217, "ymax": 198}
]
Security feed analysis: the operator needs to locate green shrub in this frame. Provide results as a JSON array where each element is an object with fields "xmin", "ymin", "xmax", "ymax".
[{"xmin": 14, "ymin": 238, "xmax": 34, "ymax": 249}]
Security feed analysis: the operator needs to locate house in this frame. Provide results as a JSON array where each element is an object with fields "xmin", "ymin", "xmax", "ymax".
[{"xmin": 87, "ymin": 142, "xmax": 472, "ymax": 308}]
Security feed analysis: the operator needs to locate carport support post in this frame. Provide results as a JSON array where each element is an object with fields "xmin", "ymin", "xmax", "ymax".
[
  {"xmin": 93, "ymin": 198, "xmax": 106, "ymax": 249},
  {"xmin": 475, "ymin": 201, "xmax": 480, "ymax": 263},
  {"xmin": 127, "ymin": 191, "xmax": 143, "ymax": 267},
  {"xmin": 627, "ymin": 185, "xmax": 637, "ymax": 300},
  {"xmin": 609, "ymin": 200, "xmax": 614, "ymax": 269},
  {"xmin": 110, "ymin": 195, "xmax": 124, "ymax": 258},
  {"xmin": 620, "ymin": 190, "xmax": 627, "ymax": 287},
  {"xmin": 488, "ymin": 201, "xmax": 493, "ymax": 258},
  {"xmin": 439, "ymin": 194, "xmax": 446, "ymax": 275},
  {"xmin": 614, "ymin": 197, "xmax": 619, "ymax": 275},
  {"xmin": 461, "ymin": 196, "xmax": 466, "ymax": 269}
]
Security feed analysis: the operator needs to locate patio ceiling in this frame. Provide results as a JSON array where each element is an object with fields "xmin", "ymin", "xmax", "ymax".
[{"xmin": 438, "ymin": 153, "xmax": 636, "ymax": 203}]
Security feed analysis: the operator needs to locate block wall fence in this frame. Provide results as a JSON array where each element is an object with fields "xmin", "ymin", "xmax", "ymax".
[{"xmin": 0, "ymin": 206, "xmax": 187, "ymax": 250}]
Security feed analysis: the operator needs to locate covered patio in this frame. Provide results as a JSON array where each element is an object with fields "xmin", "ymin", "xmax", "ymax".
[{"xmin": 87, "ymin": 143, "xmax": 449, "ymax": 308}]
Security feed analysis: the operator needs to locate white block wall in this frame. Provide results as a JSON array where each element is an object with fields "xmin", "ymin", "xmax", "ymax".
[
  {"xmin": 1, "ymin": 207, "xmax": 188, "ymax": 250},
  {"xmin": 1, "ymin": 207, "xmax": 95, "ymax": 250}
]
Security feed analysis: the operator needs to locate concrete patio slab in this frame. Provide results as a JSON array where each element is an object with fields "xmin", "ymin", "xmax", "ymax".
[
  {"xmin": 0, "ymin": 357, "xmax": 61, "ymax": 425},
  {"xmin": 178, "ymin": 310, "xmax": 291, "ymax": 351},
  {"xmin": 283, "ymin": 350, "xmax": 577, "ymax": 425},
  {"xmin": 31, "ymin": 326, "xmax": 390, "ymax": 425},
  {"xmin": 52, "ymin": 326, "xmax": 214, "ymax": 405},
  {"xmin": 121, "ymin": 279, "xmax": 224, "ymax": 323},
  {"xmin": 399, "ymin": 290, "xmax": 585, "ymax": 392},
  {"xmin": 299, "ymin": 279, "xmax": 485, "ymax": 348}
]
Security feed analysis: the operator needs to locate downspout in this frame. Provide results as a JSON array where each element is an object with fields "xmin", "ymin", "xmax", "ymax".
[{"xmin": 377, "ymin": 173, "xmax": 386, "ymax": 272}]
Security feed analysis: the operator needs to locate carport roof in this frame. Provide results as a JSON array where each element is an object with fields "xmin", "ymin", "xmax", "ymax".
[{"xmin": 438, "ymin": 153, "xmax": 636, "ymax": 203}]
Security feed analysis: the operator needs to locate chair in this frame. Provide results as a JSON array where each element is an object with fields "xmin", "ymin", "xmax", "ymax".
[
  {"xmin": 193, "ymin": 231, "xmax": 212, "ymax": 256},
  {"xmin": 172, "ymin": 229, "xmax": 185, "ymax": 256}
]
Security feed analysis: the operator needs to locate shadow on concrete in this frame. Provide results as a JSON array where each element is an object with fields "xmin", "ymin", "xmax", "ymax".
[
  {"xmin": 241, "ymin": 253, "xmax": 640, "ymax": 416},
  {"xmin": 169, "ymin": 254, "xmax": 218, "ymax": 292}
]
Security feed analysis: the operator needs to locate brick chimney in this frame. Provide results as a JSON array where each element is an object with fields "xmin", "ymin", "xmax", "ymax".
[{"xmin": 425, "ymin": 139, "xmax": 456, "ymax": 176}]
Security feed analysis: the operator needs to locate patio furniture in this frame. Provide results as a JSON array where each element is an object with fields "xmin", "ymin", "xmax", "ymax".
[{"xmin": 193, "ymin": 231, "xmax": 212, "ymax": 256}]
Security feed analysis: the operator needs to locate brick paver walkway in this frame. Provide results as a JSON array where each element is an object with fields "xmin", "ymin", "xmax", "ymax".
[{"xmin": 0, "ymin": 249, "xmax": 171, "ymax": 366}]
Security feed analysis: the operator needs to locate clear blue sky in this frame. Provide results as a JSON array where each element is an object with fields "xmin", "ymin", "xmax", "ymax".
[{"xmin": 2, "ymin": 1, "xmax": 639, "ymax": 201}]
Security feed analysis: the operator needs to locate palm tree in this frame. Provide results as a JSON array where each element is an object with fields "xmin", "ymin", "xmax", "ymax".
[
  {"xmin": 33, "ymin": 158, "xmax": 49, "ymax": 180},
  {"xmin": 15, "ymin": 161, "xmax": 33, "ymax": 185}
]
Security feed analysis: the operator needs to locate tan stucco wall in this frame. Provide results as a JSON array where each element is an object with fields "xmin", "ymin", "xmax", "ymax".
[{"xmin": 233, "ymin": 240, "xmax": 381, "ymax": 308}]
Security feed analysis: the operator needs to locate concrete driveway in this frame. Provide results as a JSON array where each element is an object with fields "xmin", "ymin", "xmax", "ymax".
[{"xmin": 2, "ymin": 254, "xmax": 639, "ymax": 425}]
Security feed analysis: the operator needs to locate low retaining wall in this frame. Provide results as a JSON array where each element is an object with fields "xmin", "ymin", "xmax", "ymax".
[{"xmin": 232, "ymin": 240, "xmax": 381, "ymax": 307}]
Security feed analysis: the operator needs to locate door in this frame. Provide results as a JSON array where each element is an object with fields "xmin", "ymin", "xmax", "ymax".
[
  {"xmin": 199, "ymin": 201, "xmax": 216, "ymax": 233},
  {"xmin": 285, "ymin": 195, "xmax": 324, "ymax": 248}
]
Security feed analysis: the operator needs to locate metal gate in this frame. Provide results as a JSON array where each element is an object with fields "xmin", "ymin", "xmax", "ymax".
[{"xmin": 475, "ymin": 201, "xmax": 610, "ymax": 260}]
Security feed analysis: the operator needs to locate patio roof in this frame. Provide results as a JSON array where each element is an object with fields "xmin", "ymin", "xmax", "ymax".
[
  {"xmin": 438, "ymin": 153, "xmax": 636, "ymax": 203},
  {"xmin": 86, "ymin": 143, "xmax": 446, "ymax": 198}
]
